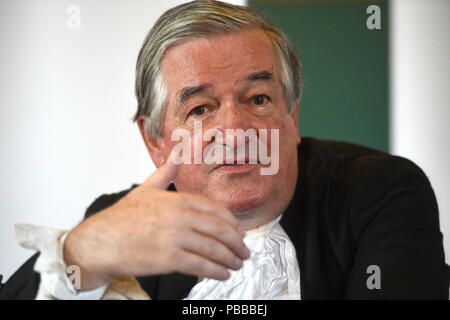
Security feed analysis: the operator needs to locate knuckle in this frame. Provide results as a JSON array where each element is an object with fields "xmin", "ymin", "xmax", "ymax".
[
  {"xmin": 177, "ymin": 192, "xmax": 193, "ymax": 206},
  {"xmin": 202, "ymin": 240, "xmax": 233, "ymax": 266},
  {"xmin": 201, "ymin": 240, "xmax": 217, "ymax": 257},
  {"xmin": 192, "ymin": 258, "xmax": 205, "ymax": 271},
  {"xmin": 173, "ymin": 210, "xmax": 193, "ymax": 229},
  {"xmin": 164, "ymin": 209, "xmax": 178, "ymax": 222},
  {"xmin": 181, "ymin": 209, "xmax": 195, "ymax": 222},
  {"xmin": 190, "ymin": 193, "xmax": 208, "ymax": 203},
  {"xmin": 165, "ymin": 210, "xmax": 185, "ymax": 228},
  {"xmin": 216, "ymin": 249, "xmax": 233, "ymax": 266},
  {"xmin": 162, "ymin": 229, "xmax": 180, "ymax": 248},
  {"xmin": 164, "ymin": 247, "xmax": 179, "ymax": 266},
  {"xmin": 211, "ymin": 222, "xmax": 227, "ymax": 239},
  {"xmin": 196, "ymin": 262, "xmax": 218, "ymax": 277}
]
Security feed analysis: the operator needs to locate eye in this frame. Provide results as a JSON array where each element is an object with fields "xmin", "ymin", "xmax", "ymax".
[
  {"xmin": 188, "ymin": 105, "xmax": 207, "ymax": 117},
  {"xmin": 252, "ymin": 95, "xmax": 270, "ymax": 105}
]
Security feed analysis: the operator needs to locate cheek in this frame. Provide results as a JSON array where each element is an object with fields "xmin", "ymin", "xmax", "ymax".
[
  {"xmin": 161, "ymin": 120, "xmax": 205, "ymax": 163},
  {"xmin": 250, "ymin": 113, "xmax": 286, "ymax": 155},
  {"xmin": 250, "ymin": 104, "xmax": 287, "ymax": 134},
  {"xmin": 163, "ymin": 129, "xmax": 208, "ymax": 192},
  {"xmin": 177, "ymin": 163, "xmax": 205, "ymax": 189}
]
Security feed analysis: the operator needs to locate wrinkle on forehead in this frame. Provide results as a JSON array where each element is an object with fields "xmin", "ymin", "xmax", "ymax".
[{"xmin": 160, "ymin": 29, "xmax": 281, "ymax": 91}]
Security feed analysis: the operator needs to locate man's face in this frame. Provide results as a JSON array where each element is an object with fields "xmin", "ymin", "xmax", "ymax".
[{"xmin": 143, "ymin": 28, "xmax": 300, "ymax": 227}]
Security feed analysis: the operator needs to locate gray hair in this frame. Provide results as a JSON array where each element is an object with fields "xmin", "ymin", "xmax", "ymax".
[{"xmin": 134, "ymin": 0, "xmax": 302, "ymax": 138}]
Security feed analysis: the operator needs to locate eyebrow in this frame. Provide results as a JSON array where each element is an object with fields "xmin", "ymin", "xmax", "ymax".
[
  {"xmin": 177, "ymin": 71, "xmax": 273, "ymax": 105},
  {"xmin": 247, "ymin": 70, "xmax": 273, "ymax": 81},
  {"xmin": 178, "ymin": 84, "xmax": 211, "ymax": 105}
]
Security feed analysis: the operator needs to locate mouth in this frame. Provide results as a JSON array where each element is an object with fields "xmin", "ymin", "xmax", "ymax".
[{"xmin": 213, "ymin": 158, "xmax": 260, "ymax": 173}]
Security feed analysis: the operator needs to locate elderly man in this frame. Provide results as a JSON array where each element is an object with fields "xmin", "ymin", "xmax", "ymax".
[{"xmin": 1, "ymin": 0, "xmax": 448, "ymax": 300}]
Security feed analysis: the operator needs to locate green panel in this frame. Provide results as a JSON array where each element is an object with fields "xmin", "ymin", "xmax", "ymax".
[{"xmin": 249, "ymin": 1, "xmax": 389, "ymax": 151}]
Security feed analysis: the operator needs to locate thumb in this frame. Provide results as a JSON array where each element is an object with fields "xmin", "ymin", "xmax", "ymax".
[{"xmin": 143, "ymin": 150, "xmax": 180, "ymax": 189}]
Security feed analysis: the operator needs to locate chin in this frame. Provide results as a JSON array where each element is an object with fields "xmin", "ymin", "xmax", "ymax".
[
  {"xmin": 223, "ymin": 199, "xmax": 263, "ymax": 213},
  {"xmin": 208, "ymin": 183, "xmax": 273, "ymax": 214}
]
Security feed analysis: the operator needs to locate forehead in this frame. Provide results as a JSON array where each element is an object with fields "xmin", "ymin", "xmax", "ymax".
[{"xmin": 160, "ymin": 28, "xmax": 279, "ymax": 94}]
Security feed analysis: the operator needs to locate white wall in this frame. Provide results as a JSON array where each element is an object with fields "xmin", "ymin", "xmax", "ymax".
[
  {"xmin": 0, "ymin": 0, "xmax": 244, "ymax": 282},
  {"xmin": 390, "ymin": 0, "xmax": 450, "ymax": 265}
]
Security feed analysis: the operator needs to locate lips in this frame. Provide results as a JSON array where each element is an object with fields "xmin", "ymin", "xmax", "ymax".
[
  {"xmin": 213, "ymin": 158, "xmax": 260, "ymax": 172},
  {"xmin": 217, "ymin": 163, "xmax": 258, "ymax": 172}
]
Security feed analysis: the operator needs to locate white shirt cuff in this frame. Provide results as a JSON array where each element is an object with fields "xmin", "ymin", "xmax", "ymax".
[{"xmin": 15, "ymin": 223, "xmax": 108, "ymax": 300}]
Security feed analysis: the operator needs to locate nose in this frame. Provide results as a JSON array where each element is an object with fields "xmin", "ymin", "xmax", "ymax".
[
  {"xmin": 215, "ymin": 100, "xmax": 251, "ymax": 132},
  {"xmin": 211, "ymin": 100, "xmax": 255, "ymax": 153}
]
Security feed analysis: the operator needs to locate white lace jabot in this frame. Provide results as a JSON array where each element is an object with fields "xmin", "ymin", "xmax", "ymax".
[{"xmin": 185, "ymin": 215, "xmax": 301, "ymax": 300}]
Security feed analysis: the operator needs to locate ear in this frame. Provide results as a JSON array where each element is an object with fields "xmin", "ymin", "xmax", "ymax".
[
  {"xmin": 290, "ymin": 101, "xmax": 301, "ymax": 145},
  {"xmin": 137, "ymin": 116, "xmax": 166, "ymax": 168}
]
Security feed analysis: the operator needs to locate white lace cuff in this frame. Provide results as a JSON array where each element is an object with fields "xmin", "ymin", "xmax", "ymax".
[
  {"xmin": 14, "ymin": 223, "xmax": 150, "ymax": 300},
  {"xmin": 14, "ymin": 223, "xmax": 108, "ymax": 299}
]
